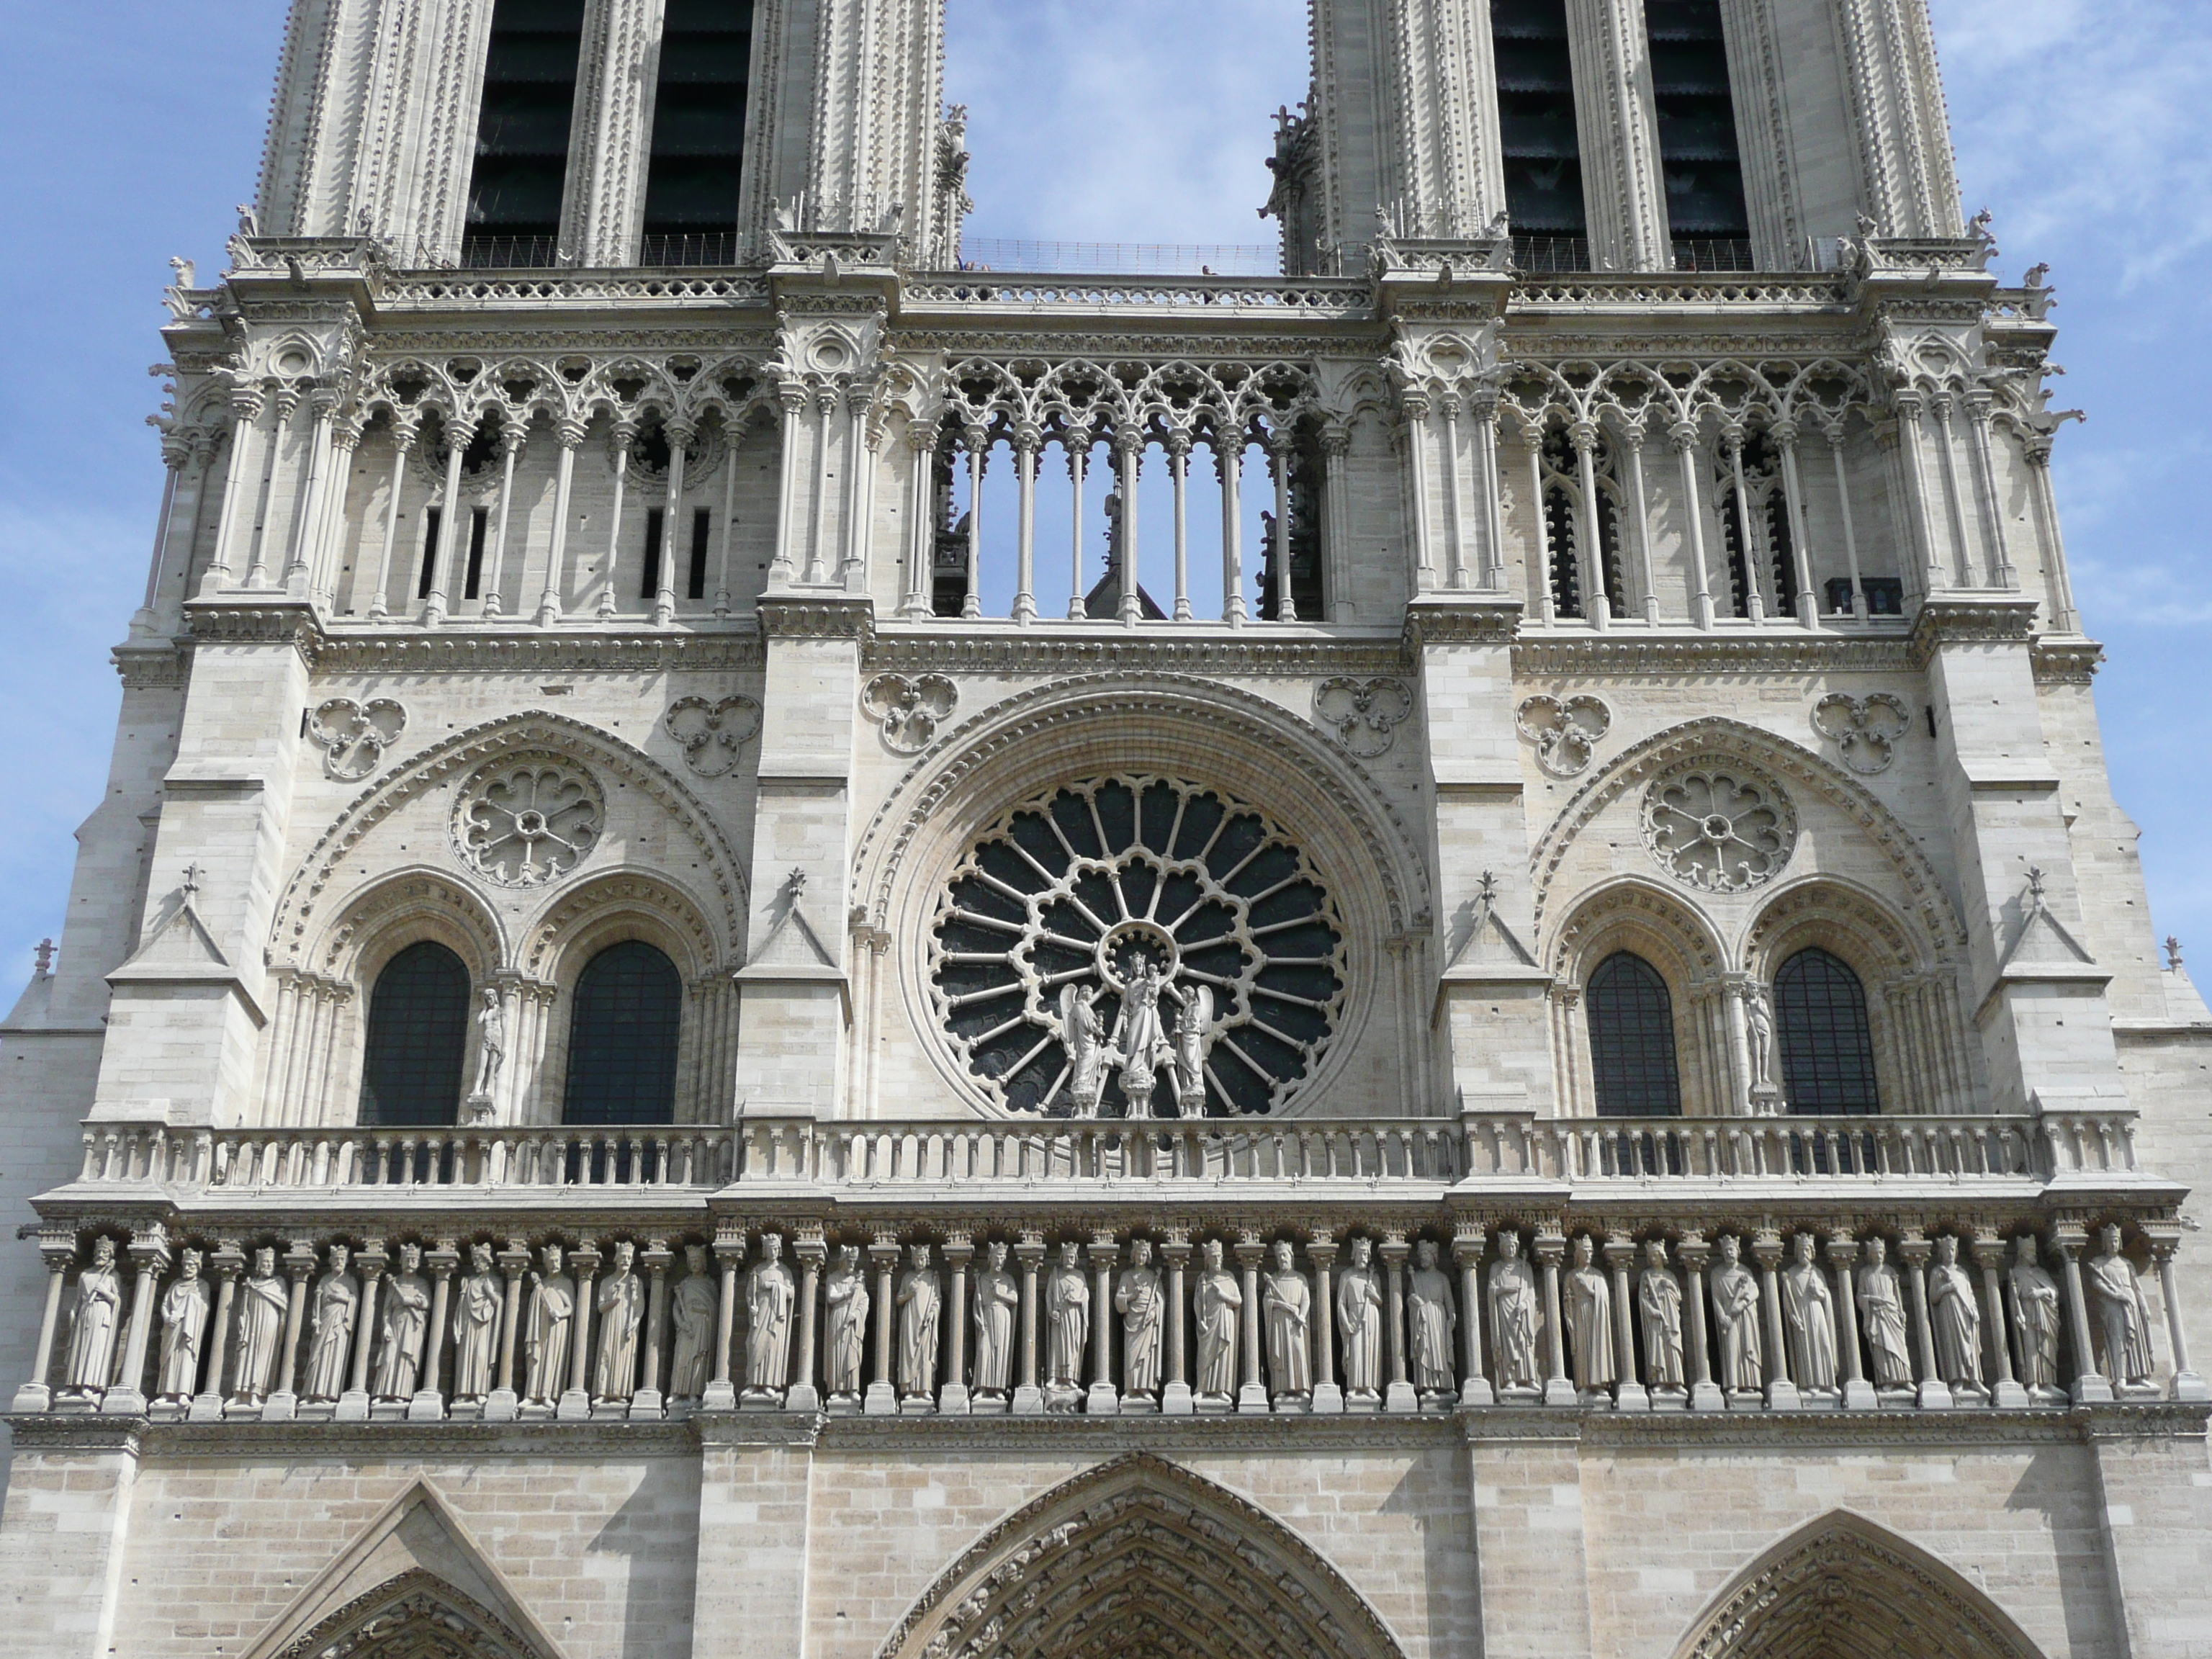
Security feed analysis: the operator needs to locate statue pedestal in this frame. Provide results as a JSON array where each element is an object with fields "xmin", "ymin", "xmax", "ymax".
[
  {"xmin": 1459, "ymin": 1376, "xmax": 1494, "ymax": 1407},
  {"xmin": 407, "ymin": 1389, "xmax": 445, "ymax": 1422},
  {"xmin": 369, "ymin": 1398, "xmax": 409, "ymax": 1421},
  {"xmin": 556, "ymin": 1388, "xmax": 592, "ymax": 1421},
  {"xmin": 590, "ymin": 1398, "xmax": 629, "ymax": 1421},
  {"xmin": 1542, "ymin": 1377, "xmax": 1578, "ymax": 1406},
  {"xmin": 740, "ymin": 1387, "xmax": 783, "ymax": 1411},
  {"xmin": 1763, "ymin": 1378, "xmax": 1802, "ymax": 1411},
  {"xmin": 1385, "ymin": 1382, "xmax": 1419, "ymax": 1413},
  {"xmin": 1840, "ymin": 1379, "xmax": 1878, "ymax": 1410},
  {"xmin": 1990, "ymin": 1378, "xmax": 2030, "ymax": 1409},
  {"xmin": 702, "ymin": 1380, "xmax": 737, "ymax": 1411},
  {"xmin": 1689, "ymin": 1380, "xmax": 1727, "ymax": 1411},
  {"xmin": 938, "ymin": 1382, "xmax": 971, "ymax": 1416},
  {"xmin": 863, "ymin": 1382, "xmax": 897, "ymax": 1416},
  {"xmin": 786, "ymin": 1382, "xmax": 821, "ymax": 1413},
  {"xmin": 1160, "ymin": 1382, "xmax": 1194, "ymax": 1416},
  {"xmin": 1011, "ymin": 1384, "xmax": 1044, "ymax": 1416},
  {"xmin": 1614, "ymin": 1381, "xmax": 1651, "ymax": 1413},
  {"xmin": 1915, "ymin": 1378, "xmax": 1955, "ymax": 1410},
  {"xmin": 1310, "ymin": 1382, "xmax": 1344, "ymax": 1414},
  {"xmin": 334, "ymin": 1389, "xmax": 369, "ymax": 1422},
  {"xmin": 100, "ymin": 1387, "xmax": 147, "ymax": 1416},
  {"xmin": 1086, "ymin": 1381, "xmax": 1120, "ymax": 1415},
  {"xmin": 261, "ymin": 1391, "xmax": 298, "ymax": 1422},
  {"xmin": 482, "ymin": 1388, "xmax": 518, "ymax": 1421},
  {"xmin": 1236, "ymin": 1381, "xmax": 1269, "ymax": 1415},
  {"xmin": 9, "ymin": 1384, "xmax": 49, "ymax": 1413},
  {"xmin": 629, "ymin": 1389, "xmax": 664, "ymax": 1419},
  {"xmin": 2172, "ymin": 1371, "xmax": 2211, "ymax": 1402}
]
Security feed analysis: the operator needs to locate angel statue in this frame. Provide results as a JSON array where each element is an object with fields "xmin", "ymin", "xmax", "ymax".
[
  {"xmin": 1164, "ymin": 981, "xmax": 1213, "ymax": 1115},
  {"xmin": 1109, "ymin": 955, "xmax": 1175, "ymax": 1118},
  {"xmin": 1058, "ymin": 984, "xmax": 1106, "ymax": 1117}
]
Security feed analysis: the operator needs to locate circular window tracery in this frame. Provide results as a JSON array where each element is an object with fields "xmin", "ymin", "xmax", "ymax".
[
  {"xmin": 451, "ymin": 756, "xmax": 604, "ymax": 887},
  {"xmin": 1641, "ymin": 762, "xmax": 1797, "ymax": 893},
  {"xmin": 930, "ymin": 775, "xmax": 1346, "ymax": 1117}
]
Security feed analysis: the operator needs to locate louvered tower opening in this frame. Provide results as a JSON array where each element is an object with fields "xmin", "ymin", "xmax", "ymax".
[
  {"xmin": 1492, "ymin": 0, "xmax": 1589, "ymax": 272},
  {"xmin": 640, "ymin": 0, "xmax": 755, "ymax": 266},
  {"xmin": 1645, "ymin": 0, "xmax": 1753, "ymax": 270},
  {"xmin": 463, "ymin": 0, "xmax": 587, "ymax": 267}
]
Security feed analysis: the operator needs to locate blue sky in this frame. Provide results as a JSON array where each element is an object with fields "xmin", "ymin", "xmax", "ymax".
[{"xmin": 0, "ymin": 0, "xmax": 2206, "ymax": 991}]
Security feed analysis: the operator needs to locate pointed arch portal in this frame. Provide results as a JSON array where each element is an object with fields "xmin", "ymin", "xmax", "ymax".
[
  {"xmin": 878, "ymin": 1454, "xmax": 1408, "ymax": 1659},
  {"xmin": 1674, "ymin": 1511, "xmax": 2050, "ymax": 1659},
  {"xmin": 274, "ymin": 1568, "xmax": 550, "ymax": 1659}
]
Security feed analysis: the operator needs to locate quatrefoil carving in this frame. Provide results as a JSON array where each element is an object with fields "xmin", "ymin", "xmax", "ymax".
[
  {"xmin": 307, "ymin": 697, "xmax": 408, "ymax": 781},
  {"xmin": 1515, "ymin": 694, "xmax": 1611, "ymax": 775},
  {"xmin": 863, "ymin": 673, "xmax": 958, "ymax": 755},
  {"xmin": 1313, "ymin": 678, "xmax": 1414, "ymax": 757},
  {"xmin": 664, "ymin": 694, "xmax": 762, "ymax": 778},
  {"xmin": 1811, "ymin": 692, "xmax": 1912, "ymax": 775}
]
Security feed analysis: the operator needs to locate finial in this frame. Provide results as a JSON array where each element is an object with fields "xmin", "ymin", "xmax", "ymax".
[
  {"xmin": 33, "ymin": 939, "xmax": 54, "ymax": 977},
  {"xmin": 783, "ymin": 868, "xmax": 807, "ymax": 899},
  {"xmin": 2166, "ymin": 935, "xmax": 2184, "ymax": 972},
  {"xmin": 181, "ymin": 863, "xmax": 202, "ymax": 902},
  {"xmin": 1478, "ymin": 870, "xmax": 1498, "ymax": 904},
  {"xmin": 2025, "ymin": 866, "xmax": 2046, "ymax": 904}
]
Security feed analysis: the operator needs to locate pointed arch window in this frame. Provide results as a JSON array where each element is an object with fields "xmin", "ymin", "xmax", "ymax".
[
  {"xmin": 1775, "ymin": 947, "xmax": 1879, "ymax": 1113},
  {"xmin": 359, "ymin": 941, "xmax": 470, "ymax": 1126},
  {"xmin": 1586, "ymin": 950, "xmax": 1681, "ymax": 1115},
  {"xmin": 562, "ymin": 940, "xmax": 682, "ymax": 1124}
]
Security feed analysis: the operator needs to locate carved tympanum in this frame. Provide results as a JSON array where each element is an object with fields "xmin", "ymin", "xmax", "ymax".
[
  {"xmin": 930, "ymin": 775, "xmax": 1345, "ymax": 1117},
  {"xmin": 451, "ymin": 756, "xmax": 603, "ymax": 887},
  {"xmin": 664, "ymin": 694, "xmax": 761, "ymax": 778},
  {"xmin": 1642, "ymin": 762, "xmax": 1797, "ymax": 893},
  {"xmin": 864, "ymin": 673, "xmax": 958, "ymax": 754},
  {"xmin": 1516, "ymin": 693, "xmax": 1611, "ymax": 775},
  {"xmin": 308, "ymin": 697, "xmax": 408, "ymax": 781}
]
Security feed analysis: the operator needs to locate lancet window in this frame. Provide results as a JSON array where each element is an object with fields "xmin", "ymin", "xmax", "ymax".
[
  {"xmin": 1645, "ymin": 0, "xmax": 1752, "ymax": 269},
  {"xmin": 639, "ymin": 0, "xmax": 757, "ymax": 266},
  {"xmin": 1774, "ymin": 947, "xmax": 1880, "ymax": 1114},
  {"xmin": 463, "ymin": 0, "xmax": 588, "ymax": 267},
  {"xmin": 1532, "ymin": 422, "xmax": 1627, "ymax": 622},
  {"xmin": 359, "ymin": 943, "xmax": 471, "ymax": 1128},
  {"xmin": 1586, "ymin": 951, "xmax": 1682, "ymax": 1116},
  {"xmin": 1717, "ymin": 429, "xmax": 1796, "ymax": 621},
  {"xmin": 1492, "ymin": 0, "xmax": 1589, "ymax": 270},
  {"xmin": 562, "ymin": 941, "xmax": 683, "ymax": 1125}
]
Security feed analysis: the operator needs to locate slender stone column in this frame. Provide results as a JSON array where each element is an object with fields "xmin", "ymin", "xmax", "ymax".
[
  {"xmin": 1528, "ymin": 429, "xmax": 1555, "ymax": 623},
  {"xmin": 1723, "ymin": 427, "xmax": 1766, "ymax": 621},
  {"xmin": 411, "ymin": 1241, "xmax": 458, "ymax": 1421},
  {"xmin": 189, "ymin": 1242, "xmax": 244, "ymax": 1423},
  {"xmin": 1678, "ymin": 1233, "xmax": 1724, "ymax": 1410},
  {"xmin": 535, "ymin": 419, "xmax": 584, "ymax": 624},
  {"xmin": 423, "ymin": 413, "xmax": 472, "ymax": 625},
  {"xmin": 1013, "ymin": 1232, "xmax": 1045, "ymax": 1415},
  {"xmin": 1829, "ymin": 1238, "xmax": 1875, "ymax": 1408},
  {"xmin": 488, "ymin": 1241, "xmax": 527, "ymax": 1421},
  {"xmin": 900, "ymin": 422, "xmax": 935, "ymax": 617},
  {"xmin": 714, "ymin": 410, "xmax": 742, "ymax": 616},
  {"xmin": 1963, "ymin": 393, "xmax": 2016, "ymax": 587},
  {"xmin": 480, "ymin": 423, "xmax": 523, "ymax": 616},
  {"xmin": 789, "ymin": 1235, "xmax": 824, "ymax": 1412},
  {"xmin": 268, "ymin": 1240, "xmax": 316, "ymax": 1420},
  {"xmin": 1622, "ymin": 424, "xmax": 1658, "ymax": 622},
  {"xmin": 1403, "ymin": 392, "xmax": 1436, "ymax": 590},
  {"xmin": 1110, "ymin": 434, "xmax": 1141, "ymax": 626},
  {"xmin": 1671, "ymin": 421, "xmax": 1715, "ymax": 628},
  {"xmin": 365, "ymin": 418, "xmax": 415, "ymax": 618},
  {"xmin": 1438, "ymin": 395, "xmax": 1467, "ymax": 590},
  {"xmin": 802, "ymin": 387, "xmax": 839, "ymax": 585},
  {"xmin": 1380, "ymin": 1235, "xmax": 1418, "ymax": 1413},
  {"xmin": 1218, "ymin": 435, "xmax": 1245, "ymax": 624},
  {"xmin": 1753, "ymin": 1231, "xmax": 1801, "ymax": 1409},
  {"xmin": 2150, "ymin": 1237, "xmax": 2211, "ymax": 1401},
  {"xmin": 1159, "ymin": 1232, "xmax": 1192, "ymax": 1416},
  {"xmin": 706, "ymin": 1233, "xmax": 742, "ymax": 1411},
  {"xmin": 1308, "ymin": 1231, "xmax": 1343, "ymax": 1413},
  {"xmin": 1892, "ymin": 391, "xmax": 1945, "ymax": 593},
  {"xmin": 1268, "ymin": 426, "xmax": 1298, "ymax": 621},
  {"xmin": 633, "ymin": 1240, "xmax": 670, "ymax": 1419},
  {"xmin": 1972, "ymin": 1231, "xmax": 2028, "ymax": 1408},
  {"xmin": 202, "ymin": 386, "xmax": 266, "ymax": 595},
  {"xmin": 864, "ymin": 1233, "xmax": 899, "ymax": 1416},
  {"xmin": 1067, "ymin": 430, "xmax": 1092, "ymax": 620},
  {"xmin": 1087, "ymin": 1235, "xmax": 1120, "ymax": 1414},
  {"xmin": 1234, "ymin": 1235, "xmax": 1269, "ymax": 1413},
  {"xmin": 1534, "ymin": 1231, "xmax": 1575, "ymax": 1406},
  {"xmin": 1012, "ymin": 426, "xmax": 1040, "ymax": 623},
  {"xmin": 1604, "ymin": 1235, "xmax": 1649, "ymax": 1411},
  {"xmin": 768, "ymin": 384, "xmax": 803, "ymax": 585},
  {"xmin": 12, "ymin": 1237, "xmax": 74, "ymax": 1411},
  {"xmin": 596, "ymin": 421, "xmax": 634, "ymax": 618},
  {"xmin": 130, "ymin": 435, "xmax": 191, "ymax": 636},
  {"xmin": 2053, "ymin": 1225, "xmax": 2113, "ymax": 1404},
  {"xmin": 284, "ymin": 390, "xmax": 338, "ymax": 595},
  {"xmin": 1168, "ymin": 432, "xmax": 1193, "ymax": 619},
  {"xmin": 559, "ymin": 1243, "xmax": 599, "ymax": 1420},
  {"xmin": 1897, "ymin": 1233, "xmax": 1952, "ymax": 1410},
  {"xmin": 1571, "ymin": 421, "xmax": 1607, "ymax": 623},
  {"xmin": 1773, "ymin": 421, "xmax": 1817, "ymax": 625},
  {"xmin": 940, "ymin": 1233, "xmax": 973, "ymax": 1415},
  {"xmin": 1454, "ymin": 1227, "xmax": 1493, "ymax": 1406},
  {"xmin": 339, "ymin": 1241, "xmax": 387, "ymax": 1421},
  {"xmin": 1473, "ymin": 396, "xmax": 1509, "ymax": 591},
  {"xmin": 1826, "ymin": 422, "xmax": 1868, "ymax": 617},
  {"xmin": 655, "ymin": 423, "xmax": 691, "ymax": 626},
  {"xmin": 961, "ymin": 426, "xmax": 986, "ymax": 616},
  {"xmin": 103, "ymin": 1232, "xmax": 164, "ymax": 1416}
]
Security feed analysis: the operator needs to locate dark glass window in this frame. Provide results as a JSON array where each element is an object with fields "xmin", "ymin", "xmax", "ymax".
[
  {"xmin": 687, "ymin": 506, "xmax": 712, "ymax": 599},
  {"xmin": 1492, "ymin": 0, "xmax": 1588, "ymax": 264},
  {"xmin": 563, "ymin": 940, "xmax": 683, "ymax": 1124},
  {"xmin": 464, "ymin": 0, "xmax": 588, "ymax": 262},
  {"xmin": 1587, "ymin": 951, "xmax": 1681, "ymax": 1116},
  {"xmin": 1775, "ymin": 947, "xmax": 1879, "ymax": 1113},
  {"xmin": 640, "ymin": 0, "xmax": 755, "ymax": 264},
  {"xmin": 1645, "ymin": 0, "xmax": 1752, "ymax": 265},
  {"xmin": 359, "ymin": 941, "xmax": 469, "ymax": 1126}
]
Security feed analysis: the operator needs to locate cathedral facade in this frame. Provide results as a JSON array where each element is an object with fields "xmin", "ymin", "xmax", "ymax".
[{"xmin": 1, "ymin": 0, "xmax": 2210, "ymax": 1655}]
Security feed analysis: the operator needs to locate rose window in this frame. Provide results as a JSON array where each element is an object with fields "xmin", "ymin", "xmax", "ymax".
[
  {"xmin": 1642, "ymin": 763, "xmax": 1797, "ymax": 893},
  {"xmin": 930, "ymin": 776, "xmax": 1346, "ymax": 1117},
  {"xmin": 451, "ymin": 757, "xmax": 604, "ymax": 887}
]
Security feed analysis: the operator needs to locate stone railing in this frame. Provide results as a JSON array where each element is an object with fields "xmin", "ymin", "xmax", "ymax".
[
  {"xmin": 12, "ymin": 1209, "xmax": 2201, "ymax": 1425},
  {"xmin": 58, "ymin": 1108, "xmax": 2141, "ymax": 1200},
  {"xmin": 899, "ymin": 274, "xmax": 1373, "ymax": 315},
  {"xmin": 380, "ymin": 269, "xmax": 772, "ymax": 309}
]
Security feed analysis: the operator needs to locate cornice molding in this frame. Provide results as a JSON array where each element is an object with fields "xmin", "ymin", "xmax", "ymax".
[
  {"xmin": 865, "ymin": 628, "xmax": 1413, "ymax": 680},
  {"xmin": 757, "ymin": 595, "xmax": 877, "ymax": 642},
  {"xmin": 1909, "ymin": 596, "xmax": 2043, "ymax": 666},
  {"xmin": 1513, "ymin": 631, "xmax": 1914, "ymax": 678}
]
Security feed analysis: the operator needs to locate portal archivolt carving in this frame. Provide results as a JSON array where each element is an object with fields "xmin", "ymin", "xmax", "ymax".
[
  {"xmin": 273, "ymin": 1569, "xmax": 550, "ymax": 1659},
  {"xmin": 878, "ymin": 1455, "xmax": 1407, "ymax": 1659}
]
